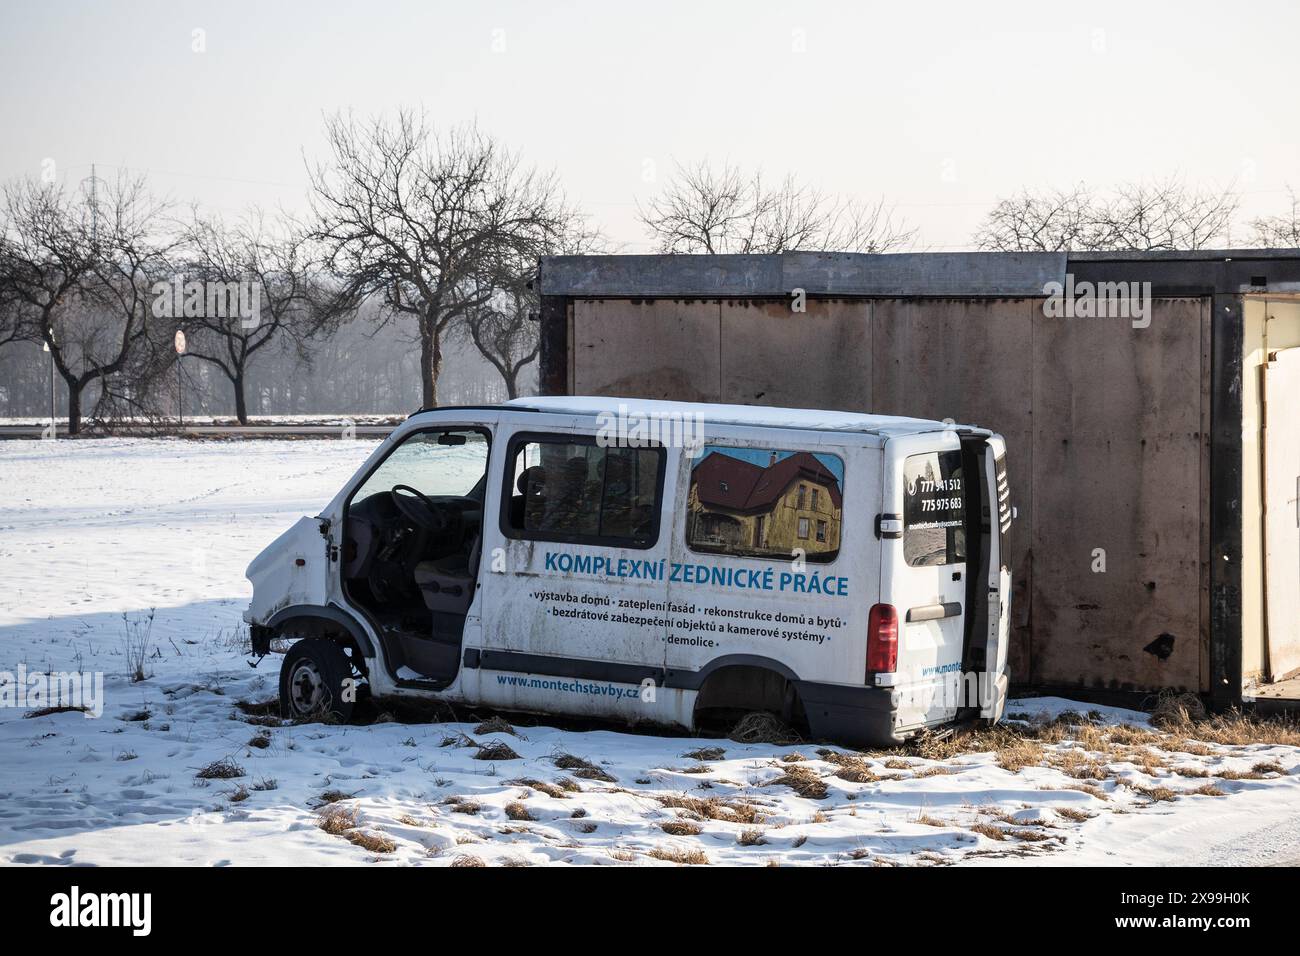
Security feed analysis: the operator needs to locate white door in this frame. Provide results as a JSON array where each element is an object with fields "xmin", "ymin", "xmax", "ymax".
[
  {"xmin": 1264, "ymin": 348, "xmax": 1300, "ymax": 679},
  {"xmin": 883, "ymin": 434, "xmax": 969, "ymax": 728}
]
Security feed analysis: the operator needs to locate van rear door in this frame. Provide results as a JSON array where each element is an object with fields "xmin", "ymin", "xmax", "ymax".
[
  {"xmin": 880, "ymin": 433, "xmax": 969, "ymax": 729},
  {"xmin": 960, "ymin": 433, "xmax": 1011, "ymax": 722},
  {"xmin": 880, "ymin": 431, "xmax": 1011, "ymax": 729}
]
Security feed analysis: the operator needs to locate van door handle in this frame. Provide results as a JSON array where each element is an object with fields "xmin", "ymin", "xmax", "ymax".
[{"xmin": 906, "ymin": 602, "xmax": 962, "ymax": 622}]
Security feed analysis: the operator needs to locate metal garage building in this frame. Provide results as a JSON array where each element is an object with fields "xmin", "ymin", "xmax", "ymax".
[{"xmin": 534, "ymin": 249, "xmax": 1300, "ymax": 709}]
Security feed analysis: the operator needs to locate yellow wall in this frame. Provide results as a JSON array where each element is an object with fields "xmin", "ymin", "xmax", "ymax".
[{"xmin": 1241, "ymin": 296, "xmax": 1300, "ymax": 683}]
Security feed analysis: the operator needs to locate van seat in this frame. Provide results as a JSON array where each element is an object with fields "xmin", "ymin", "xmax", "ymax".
[{"xmin": 413, "ymin": 534, "xmax": 480, "ymax": 616}]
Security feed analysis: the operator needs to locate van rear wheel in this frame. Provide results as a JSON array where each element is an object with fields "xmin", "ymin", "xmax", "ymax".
[{"xmin": 279, "ymin": 637, "xmax": 355, "ymax": 722}]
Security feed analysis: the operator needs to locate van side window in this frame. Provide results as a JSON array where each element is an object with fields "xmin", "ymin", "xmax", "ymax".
[
  {"xmin": 686, "ymin": 445, "xmax": 843, "ymax": 562},
  {"xmin": 903, "ymin": 450, "xmax": 966, "ymax": 567},
  {"xmin": 503, "ymin": 435, "xmax": 663, "ymax": 548}
]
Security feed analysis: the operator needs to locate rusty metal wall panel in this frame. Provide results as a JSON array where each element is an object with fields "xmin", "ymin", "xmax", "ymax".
[
  {"xmin": 718, "ymin": 299, "xmax": 872, "ymax": 411},
  {"xmin": 1030, "ymin": 298, "xmax": 1206, "ymax": 692},
  {"xmin": 871, "ymin": 299, "xmax": 1037, "ymax": 680},
  {"xmin": 572, "ymin": 299, "xmax": 721, "ymax": 402},
  {"xmin": 567, "ymin": 292, "xmax": 1214, "ymax": 696}
]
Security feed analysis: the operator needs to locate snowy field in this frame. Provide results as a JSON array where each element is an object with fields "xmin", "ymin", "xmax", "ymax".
[{"xmin": 2, "ymin": 438, "xmax": 1299, "ymax": 867}]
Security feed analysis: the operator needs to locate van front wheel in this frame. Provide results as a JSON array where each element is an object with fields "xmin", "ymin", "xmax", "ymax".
[{"xmin": 279, "ymin": 637, "xmax": 355, "ymax": 722}]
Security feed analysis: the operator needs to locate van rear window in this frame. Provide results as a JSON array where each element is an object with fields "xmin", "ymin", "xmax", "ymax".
[
  {"xmin": 686, "ymin": 445, "xmax": 844, "ymax": 563},
  {"xmin": 903, "ymin": 451, "xmax": 966, "ymax": 567},
  {"xmin": 503, "ymin": 436, "xmax": 663, "ymax": 548}
]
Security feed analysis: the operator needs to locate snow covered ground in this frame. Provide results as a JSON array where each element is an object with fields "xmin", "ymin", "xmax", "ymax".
[{"xmin": 2, "ymin": 438, "xmax": 1299, "ymax": 867}]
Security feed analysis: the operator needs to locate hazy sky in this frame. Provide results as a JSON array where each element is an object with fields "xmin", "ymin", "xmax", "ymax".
[{"xmin": 2, "ymin": 0, "xmax": 1297, "ymax": 251}]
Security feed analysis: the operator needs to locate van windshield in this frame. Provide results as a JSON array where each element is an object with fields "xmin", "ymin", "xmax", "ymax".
[{"xmin": 903, "ymin": 450, "xmax": 965, "ymax": 567}]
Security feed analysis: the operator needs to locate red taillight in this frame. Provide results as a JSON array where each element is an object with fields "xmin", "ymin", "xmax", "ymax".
[{"xmin": 867, "ymin": 603, "xmax": 899, "ymax": 675}]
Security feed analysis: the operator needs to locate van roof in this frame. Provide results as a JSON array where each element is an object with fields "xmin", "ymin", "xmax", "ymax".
[{"xmin": 492, "ymin": 396, "xmax": 978, "ymax": 439}]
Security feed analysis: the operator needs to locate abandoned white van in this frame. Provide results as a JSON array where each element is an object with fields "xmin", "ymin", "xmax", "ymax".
[{"xmin": 244, "ymin": 397, "xmax": 1013, "ymax": 747}]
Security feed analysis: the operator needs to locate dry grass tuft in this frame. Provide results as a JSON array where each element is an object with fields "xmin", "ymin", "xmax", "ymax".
[
  {"xmin": 23, "ymin": 704, "xmax": 89, "ymax": 719},
  {"xmin": 737, "ymin": 827, "xmax": 768, "ymax": 846},
  {"xmin": 442, "ymin": 796, "xmax": 482, "ymax": 815},
  {"xmin": 450, "ymin": 854, "xmax": 486, "ymax": 867},
  {"xmin": 1152, "ymin": 701, "xmax": 1300, "ymax": 747},
  {"xmin": 317, "ymin": 803, "xmax": 359, "ymax": 835},
  {"xmin": 1049, "ymin": 781, "xmax": 1110, "ymax": 800},
  {"xmin": 649, "ymin": 845, "xmax": 709, "ymax": 865},
  {"xmin": 818, "ymin": 750, "xmax": 880, "ymax": 783},
  {"xmin": 995, "ymin": 738, "xmax": 1044, "ymax": 773},
  {"xmin": 347, "ymin": 829, "xmax": 397, "ymax": 853},
  {"xmin": 317, "ymin": 788, "xmax": 356, "ymax": 804},
  {"xmin": 474, "ymin": 740, "xmax": 521, "ymax": 761},
  {"xmin": 915, "ymin": 812, "xmax": 950, "ymax": 828},
  {"xmin": 911, "ymin": 765, "xmax": 959, "ymax": 778},
  {"xmin": 1133, "ymin": 785, "xmax": 1178, "ymax": 803},
  {"xmin": 1149, "ymin": 691, "xmax": 1208, "ymax": 728},
  {"xmin": 657, "ymin": 794, "xmax": 762, "ymax": 824},
  {"xmin": 509, "ymin": 778, "xmax": 570, "ymax": 799},
  {"xmin": 766, "ymin": 763, "xmax": 829, "ymax": 799},
  {"xmin": 505, "ymin": 801, "xmax": 535, "ymax": 822},
  {"xmin": 1189, "ymin": 783, "xmax": 1226, "ymax": 796},
  {"xmin": 660, "ymin": 819, "xmax": 703, "ymax": 836},
  {"xmin": 195, "ymin": 757, "xmax": 245, "ymax": 780},
  {"xmin": 1048, "ymin": 748, "xmax": 1111, "ymax": 780},
  {"xmin": 553, "ymin": 754, "xmax": 617, "ymax": 782},
  {"xmin": 683, "ymin": 746, "xmax": 726, "ymax": 761},
  {"xmin": 729, "ymin": 712, "xmax": 801, "ymax": 745},
  {"xmin": 474, "ymin": 715, "xmax": 517, "ymax": 736},
  {"xmin": 1054, "ymin": 807, "xmax": 1095, "ymax": 822},
  {"xmin": 970, "ymin": 821, "xmax": 1006, "ymax": 841}
]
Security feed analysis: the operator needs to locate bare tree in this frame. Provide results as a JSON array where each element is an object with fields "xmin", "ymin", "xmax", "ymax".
[
  {"xmin": 461, "ymin": 274, "xmax": 536, "ymax": 399},
  {"xmin": 459, "ymin": 217, "xmax": 603, "ymax": 399},
  {"xmin": 176, "ymin": 210, "xmax": 322, "ymax": 423},
  {"xmin": 638, "ymin": 160, "xmax": 914, "ymax": 254},
  {"xmin": 0, "ymin": 252, "xmax": 24, "ymax": 352},
  {"xmin": 0, "ymin": 173, "xmax": 173, "ymax": 434},
  {"xmin": 975, "ymin": 179, "xmax": 1239, "ymax": 252},
  {"xmin": 306, "ymin": 111, "xmax": 572, "ymax": 408},
  {"xmin": 1251, "ymin": 187, "xmax": 1300, "ymax": 247},
  {"xmin": 970, "ymin": 185, "xmax": 1094, "ymax": 252}
]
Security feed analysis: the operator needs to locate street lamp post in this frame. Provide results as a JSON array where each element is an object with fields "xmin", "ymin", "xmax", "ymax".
[
  {"xmin": 43, "ymin": 337, "xmax": 55, "ymax": 437},
  {"xmin": 174, "ymin": 329, "xmax": 187, "ymax": 429}
]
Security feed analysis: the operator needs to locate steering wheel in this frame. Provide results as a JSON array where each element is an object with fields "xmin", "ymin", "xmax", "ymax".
[{"xmin": 389, "ymin": 484, "xmax": 449, "ymax": 534}]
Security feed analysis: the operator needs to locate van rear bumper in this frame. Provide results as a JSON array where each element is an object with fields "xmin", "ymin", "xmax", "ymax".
[{"xmin": 794, "ymin": 680, "xmax": 904, "ymax": 748}]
